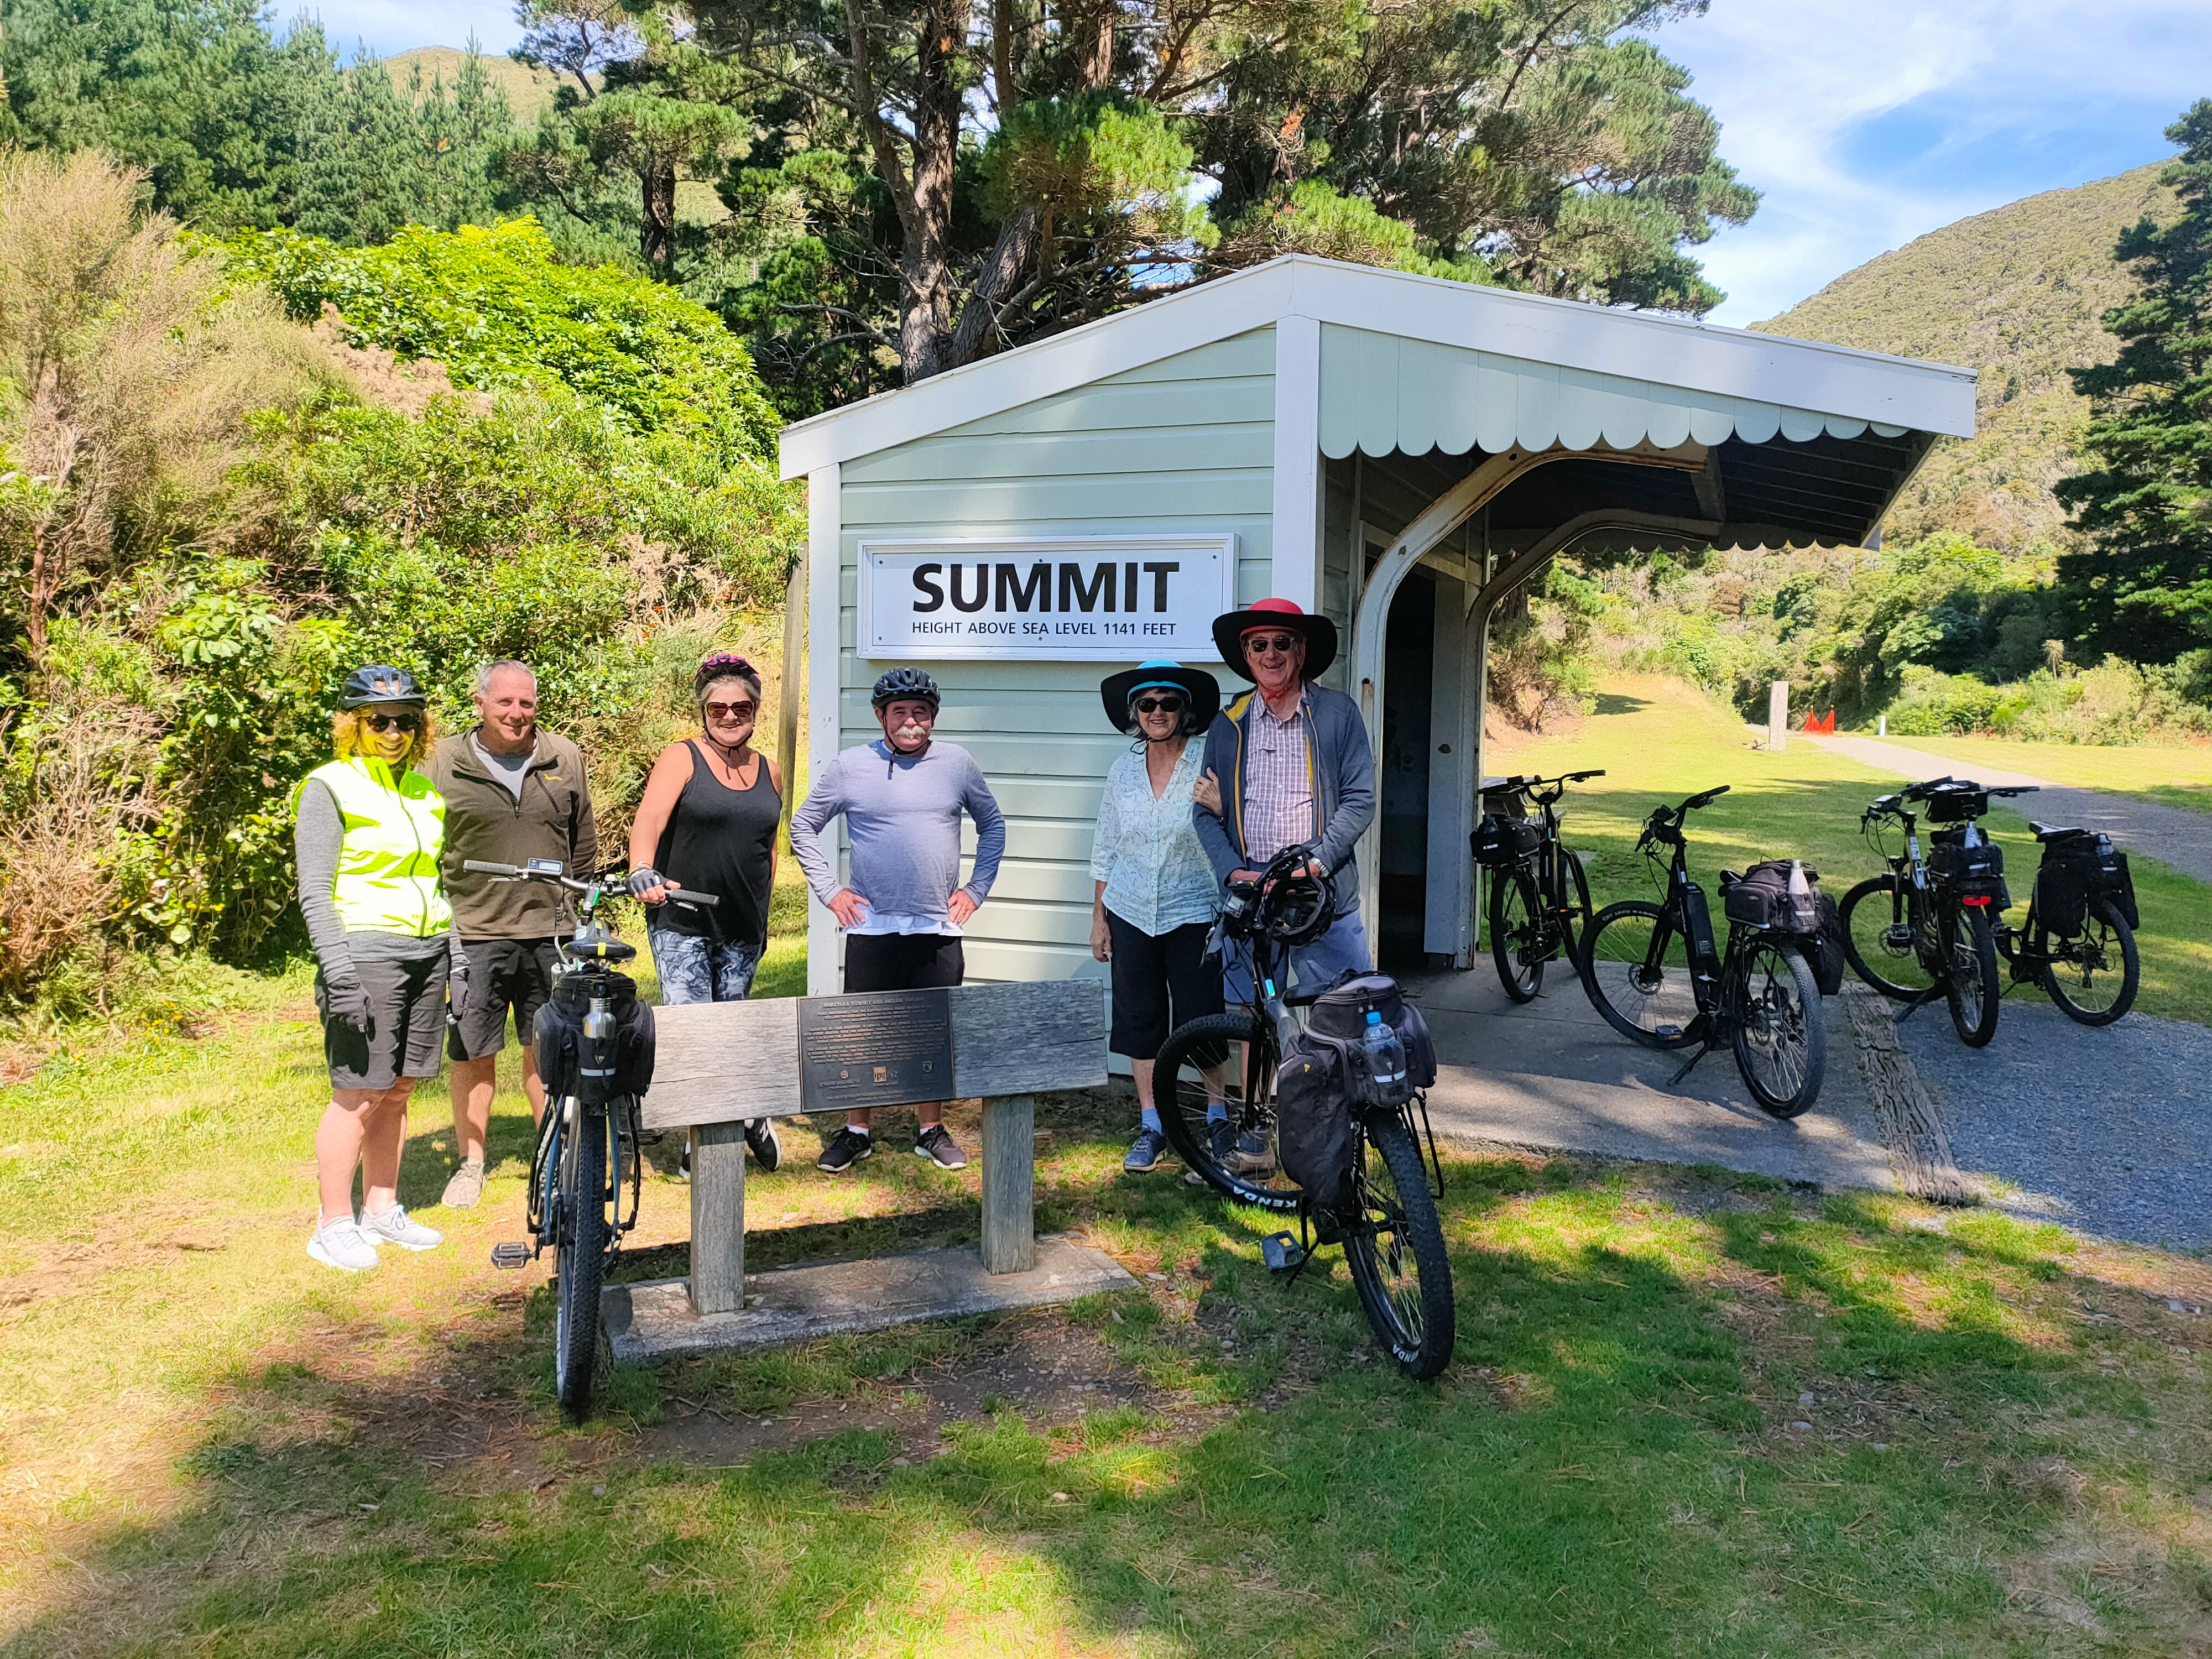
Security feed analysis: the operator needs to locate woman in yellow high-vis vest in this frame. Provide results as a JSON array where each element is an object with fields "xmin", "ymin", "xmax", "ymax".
[{"xmin": 294, "ymin": 665, "xmax": 462, "ymax": 1272}]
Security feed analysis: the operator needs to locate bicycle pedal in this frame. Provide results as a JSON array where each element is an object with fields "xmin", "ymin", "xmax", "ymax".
[
  {"xmin": 1260, "ymin": 1232, "xmax": 1307, "ymax": 1272},
  {"xmin": 489, "ymin": 1241, "xmax": 533, "ymax": 1270}
]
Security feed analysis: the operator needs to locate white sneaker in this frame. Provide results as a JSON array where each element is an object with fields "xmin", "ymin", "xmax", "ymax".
[
  {"xmin": 360, "ymin": 1203, "xmax": 444, "ymax": 1251},
  {"xmin": 307, "ymin": 1215, "xmax": 379, "ymax": 1272}
]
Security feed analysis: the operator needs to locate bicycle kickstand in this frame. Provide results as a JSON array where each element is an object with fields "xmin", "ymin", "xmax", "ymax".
[
  {"xmin": 1893, "ymin": 983, "xmax": 1945, "ymax": 1026},
  {"xmin": 1667, "ymin": 1041, "xmax": 1717, "ymax": 1088}
]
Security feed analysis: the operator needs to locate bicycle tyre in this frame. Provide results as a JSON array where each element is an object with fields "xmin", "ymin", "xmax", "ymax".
[
  {"xmin": 1343, "ymin": 1114, "xmax": 1456, "ymax": 1380},
  {"xmin": 1560, "ymin": 847, "xmax": 1595, "ymax": 964},
  {"xmin": 1489, "ymin": 864, "xmax": 1544, "ymax": 1002},
  {"xmin": 1153, "ymin": 1013, "xmax": 1301, "ymax": 1212},
  {"xmin": 1580, "ymin": 901, "xmax": 1700, "ymax": 1049},
  {"xmin": 1731, "ymin": 938, "xmax": 1826, "ymax": 1118},
  {"xmin": 1838, "ymin": 874, "xmax": 1936, "ymax": 1001},
  {"xmin": 2041, "ymin": 898, "xmax": 2140, "ymax": 1026},
  {"xmin": 1944, "ymin": 904, "xmax": 2001, "ymax": 1048},
  {"xmin": 554, "ymin": 1100, "xmax": 607, "ymax": 1420}
]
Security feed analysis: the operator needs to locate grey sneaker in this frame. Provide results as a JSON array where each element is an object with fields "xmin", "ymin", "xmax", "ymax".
[
  {"xmin": 914, "ymin": 1124, "xmax": 968, "ymax": 1169},
  {"xmin": 1229, "ymin": 1128, "xmax": 1275, "ymax": 1176},
  {"xmin": 441, "ymin": 1159, "xmax": 486, "ymax": 1209},
  {"xmin": 361, "ymin": 1203, "xmax": 444, "ymax": 1252},
  {"xmin": 307, "ymin": 1215, "xmax": 378, "ymax": 1272},
  {"xmin": 1124, "ymin": 1128, "xmax": 1171, "ymax": 1172}
]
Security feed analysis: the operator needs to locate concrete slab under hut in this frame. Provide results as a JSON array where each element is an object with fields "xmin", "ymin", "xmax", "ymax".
[{"xmin": 603, "ymin": 1235, "xmax": 1138, "ymax": 1361}]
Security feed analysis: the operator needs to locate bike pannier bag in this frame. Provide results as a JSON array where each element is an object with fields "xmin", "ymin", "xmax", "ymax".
[
  {"xmin": 1306, "ymin": 972, "xmax": 1438, "ymax": 1092},
  {"xmin": 1924, "ymin": 787, "xmax": 1990, "ymax": 825},
  {"xmin": 1809, "ymin": 891, "xmax": 1847, "ymax": 997},
  {"xmin": 1929, "ymin": 832, "xmax": 2007, "ymax": 905},
  {"xmin": 1275, "ymin": 1032, "xmax": 1357, "ymax": 1218},
  {"xmin": 2096, "ymin": 839, "xmax": 2140, "ymax": 931},
  {"xmin": 2034, "ymin": 842, "xmax": 2096, "ymax": 937},
  {"xmin": 535, "ymin": 971, "xmax": 656, "ymax": 1104},
  {"xmin": 1471, "ymin": 813, "xmax": 1543, "ymax": 869},
  {"xmin": 1724, "ymin": 860, "xmax": 1820, "ymax": 933}
]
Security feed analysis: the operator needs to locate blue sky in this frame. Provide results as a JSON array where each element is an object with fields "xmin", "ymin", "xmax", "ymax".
[{"xmin": 294, "ymin": 0, "xmax": 2212, "ymax": 325}]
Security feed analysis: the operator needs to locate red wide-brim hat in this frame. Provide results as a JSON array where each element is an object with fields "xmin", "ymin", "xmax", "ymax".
[{"xmin": 1210, "ymin": 598, "xmax": 1338, "ymax": 683}]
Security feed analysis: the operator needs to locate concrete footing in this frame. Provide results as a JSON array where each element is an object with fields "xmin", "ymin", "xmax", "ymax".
[{"xmin": 603, "ymin": 1235, "xmax": 1137, "ymax": 1362}]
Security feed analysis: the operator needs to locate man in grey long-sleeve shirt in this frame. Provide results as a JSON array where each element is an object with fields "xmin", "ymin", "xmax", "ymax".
[{"xmin": 788, "ymin": 667, "xmax": 1006, "ymax": 1173}]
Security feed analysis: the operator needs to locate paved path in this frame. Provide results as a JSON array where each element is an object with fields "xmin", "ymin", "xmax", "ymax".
[
  {"xmin": 1896, "ymin": 1001, "xmax": 2210, "ymax": 1250},
  {"xmin": 1804, "ymin": 732, "xmax": 2212, "ymax": 885},
  {"xmin": 1408, "ymin": 967, "xmax": 1898, "ymax": 1193}
]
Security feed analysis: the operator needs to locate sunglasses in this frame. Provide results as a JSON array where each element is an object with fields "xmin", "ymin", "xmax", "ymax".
[
  {"xmin": 362, "ymin": 712, "xmax": 421, "ymax": 733},
  {"xmin": 1244, "ymin": 633, "xmax": 1301, "ymax": 656},
  {"xmin": 1132, "ymin": 696, "xmax": 1186, "ymax": 715},
  {"xmin": 703, "ymin": 700, "xmax": 758, "ymax": 721}
]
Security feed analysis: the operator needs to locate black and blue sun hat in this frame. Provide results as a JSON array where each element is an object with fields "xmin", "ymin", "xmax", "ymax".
[{"xmin": 1099, "ymin": 660, "xmax": 1220, "ymax": 737}]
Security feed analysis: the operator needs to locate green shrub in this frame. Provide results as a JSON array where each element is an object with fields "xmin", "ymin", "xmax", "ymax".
[{"xmin": 1884, "ymin": 670, "xmax": 2008, "ymax": 736}]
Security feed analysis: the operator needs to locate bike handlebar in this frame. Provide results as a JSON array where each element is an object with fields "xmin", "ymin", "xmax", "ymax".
[
  {"xmin": 462, "ymin": 859, "xmax": 721, "ymax": 907},
  {"xmin": 1489, "ymin": 768, "xmax": 1606, "ymax": 796}
]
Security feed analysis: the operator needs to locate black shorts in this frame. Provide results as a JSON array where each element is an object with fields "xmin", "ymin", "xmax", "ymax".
[
  {"xmin": 1106, "ymin": 914, "xmax": 1223, "ymax": 1062},
  {"xmin": 316, "ymin": 948, "xmax": 448, "ymax": 1092},
  {"xmin": 843, "ymin": 931, "xmax": 965, "ymax": 994},
  {"xmin": 450, "ymin": 938, "xmax": 562, "ymax": 1062}
]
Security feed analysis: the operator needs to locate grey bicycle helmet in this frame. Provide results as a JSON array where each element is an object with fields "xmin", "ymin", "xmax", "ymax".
[
  {"xmin": 338, "ymin": 664, "xmax": 426, "ymax": 708},
  {"xmin": 871, "ymin": 667, "xmax": 941, "ymax": 710}
]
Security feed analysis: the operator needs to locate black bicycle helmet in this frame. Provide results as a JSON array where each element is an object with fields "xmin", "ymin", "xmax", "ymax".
[
  {"xmin": 871, "ymin": 667, "xmax": 941, "ymax": 711},
  {"xmin": 338, "ymin": 664, "xmax": 426, "ymax": 708},
  {"xmin": 1243, "ymin": 846, "xmax": 1335, "ymax": 947}
]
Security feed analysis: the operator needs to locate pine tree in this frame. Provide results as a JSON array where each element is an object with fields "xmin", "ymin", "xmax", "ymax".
[{"xmin": 2056, "ymin": 101, "xmax": 2212, "ymax": 669}]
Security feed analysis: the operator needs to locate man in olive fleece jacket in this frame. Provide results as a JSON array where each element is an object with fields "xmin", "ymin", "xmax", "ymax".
[{"xmin": 425, "ymin": 661, "xmax": 597, "ymax": 1206}]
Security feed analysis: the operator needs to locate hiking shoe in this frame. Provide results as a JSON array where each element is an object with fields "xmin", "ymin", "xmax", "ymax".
[
  {"xmin": 1186, "ymin": 1118, "xmax": 1236, "ymax": 1185},
  {"xmin": 307, "ymin": 1215, "xmax": 378, "ymax": 1272},
  {"xmin": 1229, "ymin": 1129, "xmax": 1275, "ymax": 1176},
  {"xmin": 440, "ymin": 1159, "xmax": 486, "ymax": 1209},
  {"xmin": 361, "ymin": 1203, "xmax": 444, "ymax": 1252},
  {"xmin": 914, "ymin": 1124, "xmax": 968, "ymax": 1170},
  {"xmin": 745, "ymin": 1117, "xmax": 782, "ymax": 1171},
  {"xmin": 816, "ymin": 1126, "xmax": 875, "ymax": 1174},
  {"xmin": 1123, "ymin": 1128, "xmax": 1171, "ymax": 1172}
]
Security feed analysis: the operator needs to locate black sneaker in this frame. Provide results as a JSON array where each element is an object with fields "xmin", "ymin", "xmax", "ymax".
[
  {"xmin": 744, "ymin": 1117, "xmax": 782, "ymax": 1171},
  {"xmin": 914, "ymin": 1124, "xmax": 968, "ymax": 1170},
  {"xmin": 1186, "ymin": 1118, "xmax": 1234, "ymax": 1186},
  {"xmin": 816, "ymin": 1126, "xmax": 875, "ymax": 1174}
]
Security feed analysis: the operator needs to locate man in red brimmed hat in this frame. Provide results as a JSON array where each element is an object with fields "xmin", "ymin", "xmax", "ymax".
[{"xmin": 1191, "ymin": 598, "xmax": 1376, "ymax": 1170}]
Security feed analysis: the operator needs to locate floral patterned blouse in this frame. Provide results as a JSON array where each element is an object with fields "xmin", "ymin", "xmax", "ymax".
[{"xmin": 1088, "ymin": 740, "xmax": 1220, "ymax": 936}]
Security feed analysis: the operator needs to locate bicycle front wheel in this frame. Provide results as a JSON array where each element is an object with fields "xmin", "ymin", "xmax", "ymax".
[
  {"xmin": 1581, "ymin": 901, "xmax": 1700, "ymax": 1048},
  {"xmin": 1489, "ymin": 865, "xmax": 1544, "ymax": 1003},
  {"xmin": 1153, "ymin": 1013, "xmax": 1302, "ymax": 1212},
  {"xmin": 1944, "ymin": 904, "xmax": 2001, "ymax": 1048},
  {"xmin": 1839, "ymin": 874, "xmax": 1934, "ymax": 1001},
  {"xmin": 1344, "ymin": 1115, "xmax": 1456, "ymax": 1380},
  {"xmin": 554, "ymin": 1099, "xmax": 608, "ymax": 1420},
  {"xmin": 1559, "ymin": 846, "xmax": 1595, "ymax": 963},
  {"xmin": 2041, "ymin": 898, "xmax": 2140, "ymax": 1026},
  {"xmin": 1731, "ymin": 938, "xmax": 1825, "ymax": 1117}
]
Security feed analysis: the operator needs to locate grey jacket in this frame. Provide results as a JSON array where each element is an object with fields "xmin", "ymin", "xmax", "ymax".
[{"xmin": 1192, "ymin": 681, "xmax": 1375, "ymax": 915}]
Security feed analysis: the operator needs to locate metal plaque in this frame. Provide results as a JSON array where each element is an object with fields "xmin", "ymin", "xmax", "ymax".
[{"xmin": 799, "ymin": 989, "xmax": 955, "ymax": 1114}]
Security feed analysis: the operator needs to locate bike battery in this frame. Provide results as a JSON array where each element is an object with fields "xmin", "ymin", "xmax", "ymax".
[{"xmin": 1681, "ymin": 881, "xmax": 1720, "ymax": 979}]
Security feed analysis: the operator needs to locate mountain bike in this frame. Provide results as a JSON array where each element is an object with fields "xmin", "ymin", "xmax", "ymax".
[
  {"xmin": 1473, "ymin": 770, "xmax": 1603, "ymax": 1001},
  {"xmin": 475, "ymin": 857, "xmax": 718, "ymax": 1418},
  {"xmin": 1994, "ymin": 821, "xmax": 2141, "ymax": 1025},
  {"xmin": 1579, "ymin": 787, "xmax": 1828, "ymax": 1117},
  {"xmin": 1837, "ymin": 778, "xmax": 2030, "ymax": 1047},
  {"xmin": 1151, "ymin": 844, "xmax": 1455, "ymax": 1379}
]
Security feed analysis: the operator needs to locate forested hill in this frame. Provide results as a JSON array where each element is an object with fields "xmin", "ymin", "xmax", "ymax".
[{"xmin": 1754, "ymin": 163, "xmax": 2179, "ymax": 550}]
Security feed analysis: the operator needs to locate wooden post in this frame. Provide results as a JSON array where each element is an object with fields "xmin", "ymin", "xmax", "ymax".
[
  {"xmin": 1768, "ymin": 681, "xmax": 1788, "ymax": 753},
  {"xmin": 978, "ymin": 1094, "xmax": 1036, "ymax": 1274},
  {"xmin": 688, "ymin": 1122, "xmax": 746, "ymax": 1314}
]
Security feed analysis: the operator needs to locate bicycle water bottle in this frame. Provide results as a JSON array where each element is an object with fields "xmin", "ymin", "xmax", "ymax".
[
  {"xmin": 1787, "ymin": 860, "xmax": 1818, "ymax": 932},
  {"xmin": 1361, "ymin": 1009, "xmax": 1406, "ymax": 1096}
]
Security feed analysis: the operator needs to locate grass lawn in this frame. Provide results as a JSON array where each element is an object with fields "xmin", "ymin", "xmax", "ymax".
[
  {"xmin": 6, "ymin": 675, "xmax": 2211, "ymax": 1656},
  {"xmin": 1846, "ymin": 733, "xmax": 2212, "ymax": 819},
  {"xmin": 1486, "ymin": 677, "xmax": 2212, "ymax": 1028}
]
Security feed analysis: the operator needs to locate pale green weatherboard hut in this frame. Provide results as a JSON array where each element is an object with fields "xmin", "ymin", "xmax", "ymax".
[{"xmin": 778, "ymin": 255, "xmax": 1975, "ymax": 997}]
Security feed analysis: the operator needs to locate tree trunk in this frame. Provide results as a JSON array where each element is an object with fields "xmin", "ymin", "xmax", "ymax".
[
  {"xmin": 640, "ymin": 160, "xmax": 677, "ymax": 272},
  {"xmin": 889, "ymin": 0, "xmax": 964, "ymax": 383}
]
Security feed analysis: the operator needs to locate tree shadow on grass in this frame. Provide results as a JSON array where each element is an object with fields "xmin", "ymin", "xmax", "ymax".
[{"xmin": 6, "ymin": 1155, "xmax": 2142, "ymax": 1659}]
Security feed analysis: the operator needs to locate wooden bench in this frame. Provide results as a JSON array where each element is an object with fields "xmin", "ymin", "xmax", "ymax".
[{"xmin": 640, "ymin": 979, "xmax": 1108, "ymax": 1315}]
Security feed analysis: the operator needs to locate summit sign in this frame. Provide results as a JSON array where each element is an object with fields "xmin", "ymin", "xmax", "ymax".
[{"xmin": 858, "ymin": 535, "xmax": 1237, "ymax": 662}]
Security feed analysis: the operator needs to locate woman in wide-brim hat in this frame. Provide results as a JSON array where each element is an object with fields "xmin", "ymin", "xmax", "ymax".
[{"xmin": 1087, "ymin": 661, "xmax": 1229, "ymax": 1171}]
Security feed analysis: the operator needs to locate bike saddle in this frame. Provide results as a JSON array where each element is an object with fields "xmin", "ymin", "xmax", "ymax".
[
  {"xmin": 570, "ymin": 937, "xmax": 639, "ymax": 962},
  {"xmin": 2030, "ymin": 822, "xmax": 2089, "ymax": 843}
]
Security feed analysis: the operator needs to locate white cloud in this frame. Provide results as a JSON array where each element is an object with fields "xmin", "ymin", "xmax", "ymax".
[{"xmin": 1658, "ymin": 0, "xmax": 2212, "ymax": 324}]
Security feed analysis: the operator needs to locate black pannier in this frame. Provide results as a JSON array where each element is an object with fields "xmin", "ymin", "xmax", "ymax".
[
  {"xmin": 1306, "ymin": 972, "xmax": 1438, "ymax": 1093},
  {"xmin": 1723, "ymin": 859, "xmax": 1822, "ymax": 934},
  {"xmin": 1807, "ymin": 891, "xmax": 1846, "ymax": 997},
  {"xmin": 2101, "ymin": 846, "xmax": 2139, "ymax": 930},
  {"xmin": 535, "ymin": 970, "xmax": 656, "ymax": 1104},
  {"xmin": 2036, "ymin": 834, "xmax": 2138, "ymax": 935},
  {"xmin": 1471, "ymin": 812, "xmax": 1543, "ymax": 869},
  {"xmin": 1277, "ymin": 974, "xmax": 1436, "ymax": 1218},
  {"xmin": 1929, "ymin": 832, "xmax": 2009, "ymax": 908}
]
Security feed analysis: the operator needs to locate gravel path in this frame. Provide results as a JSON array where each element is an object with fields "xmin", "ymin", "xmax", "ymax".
[
  {"xmin": 1896, "ymin": 1000, "xmax": 2211, "ymax": 1249},
  {"xmin": 1804, "ymin": 732, "xmax": 2212, "ymax": 885}
]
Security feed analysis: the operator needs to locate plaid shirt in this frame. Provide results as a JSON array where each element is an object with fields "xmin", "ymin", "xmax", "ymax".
[{"xmin": 1242, "ymin": 694, "xmax": 1315, "ymax": 865}]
